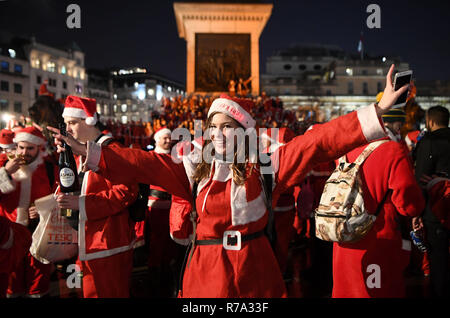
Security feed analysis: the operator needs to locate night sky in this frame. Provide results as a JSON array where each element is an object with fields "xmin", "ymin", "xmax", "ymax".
[{"xmin": 1, "ymin": 0, "xmax": 449, "ymax": 84}]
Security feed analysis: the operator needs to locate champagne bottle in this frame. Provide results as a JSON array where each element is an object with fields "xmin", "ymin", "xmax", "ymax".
[{"xmin": 58, "ymin": 123, "xmax": 80, "ymax": 217}]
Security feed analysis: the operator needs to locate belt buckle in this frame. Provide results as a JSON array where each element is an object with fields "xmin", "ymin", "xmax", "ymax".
[{"xmin": 223, "ymin": 231, "xmax": 241, "ymax": 251}]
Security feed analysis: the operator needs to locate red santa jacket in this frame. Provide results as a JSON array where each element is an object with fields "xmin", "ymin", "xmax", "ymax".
[
  {"xmin": 75, "ymin": 135, "xmax": 138, "ymax": 261},
  {"xmin": 0, "ymin": 153, "xmax": 57, "ymax": 226},
  {"xmin": 332, "ymin": 138, "xmax": 425, "ymax": 298},
  {"xmin": 83, "ymin": 104, "xmax": 388, "ymax": 298}
]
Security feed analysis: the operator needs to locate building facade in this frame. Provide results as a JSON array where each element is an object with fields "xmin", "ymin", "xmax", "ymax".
[
  {"xmin": 0, "ymin": 39, "xmax": 30, "ymax": 126},
  {"xmin": 26, "ymin": 38, "xmax": 87, "ymax": 102},
  {"xmin": 110, "ymin": 67, "xmax": 185, "ymax": 123}
]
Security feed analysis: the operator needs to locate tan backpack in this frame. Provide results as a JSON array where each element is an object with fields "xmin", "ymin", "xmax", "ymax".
[{"xmin": 315, "ymin": 140, "xmax": 389, "ymax": 243}]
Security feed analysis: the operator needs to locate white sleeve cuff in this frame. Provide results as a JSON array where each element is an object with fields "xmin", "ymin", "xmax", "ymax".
[
  {"xmin": 0, "ymin": 167, "xmax": 16, "ymax": 194},
  {"xmin": 356, "ymin": 103, "xmax": 387, "ymax": 142},
  {"xmin": 82, "ymin": 141, "xmax": 101, "ymax": 172}
]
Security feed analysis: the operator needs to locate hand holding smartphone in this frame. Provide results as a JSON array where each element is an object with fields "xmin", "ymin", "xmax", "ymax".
[{"xmin": 392, "ymin": 70, "xmax": 412, "ymax": 108}]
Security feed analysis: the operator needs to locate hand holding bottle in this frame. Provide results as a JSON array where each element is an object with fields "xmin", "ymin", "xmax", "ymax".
[{"xmin": 47, "ymin": 126, "xmax": 87, "ymax": 156}]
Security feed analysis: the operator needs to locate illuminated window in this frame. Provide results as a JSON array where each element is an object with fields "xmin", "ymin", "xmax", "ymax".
[
  {"xmin": 47, "ymin": 62, "xmax": 56, "ymax": 72},
  {"xmin": 61, "ymin": 65, "xmax": 67, "ymax": 74},
  {"xmin": 376, "ymin": 68, "xmax": 383, "ymax": 75},
  {"xmin": 8, "ymin": 49, "xmax": 16, "ymax": 58},
  {"xmin": 121, "ymin": 115, "xmax": 127, "ymax": 124},
  {"xmin": 346, "ymin": 68, "xmax": 353, "ymax": 76},
  {"xmin": 121, "ymin": 104, "xmax": 127, "ymax": 113},
  {"xmin": 35, "ymin": 59, "xmax": 41, "ymax": 69}
]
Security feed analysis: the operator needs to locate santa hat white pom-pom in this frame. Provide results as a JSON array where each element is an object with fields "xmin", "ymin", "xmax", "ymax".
[
  {"xmin": 85, "ymin": 113, "xmax": 98, "ymax": 125},
  {"xmin": 85, "ymin": 117, "xmax": 96, "ymax": 125}
]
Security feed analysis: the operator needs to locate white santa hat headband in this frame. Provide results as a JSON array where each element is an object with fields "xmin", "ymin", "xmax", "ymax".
[
  {"xmin": 154, "ymin": 127, "xmax": 171, "ymax": 141},
  {"xmin": 13, "ymin": 127, "xmax": 46, "ymax": 146},
  {"xmin": 208, "ymin": 94, "xmax": 256, "ymax": 129},
  {"xmin": 62, "ymin": 95, "xmax": 98, "ymax": 126}
]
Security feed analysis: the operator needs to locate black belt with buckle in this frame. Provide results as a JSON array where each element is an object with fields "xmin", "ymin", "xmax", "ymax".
[
  {"xmin": 149, "ymin": 189, "xmax": 172, "ymax": 201},
  {"xmin": 196, "ymin": 230, "xmax": 265, "ymax": 250}
]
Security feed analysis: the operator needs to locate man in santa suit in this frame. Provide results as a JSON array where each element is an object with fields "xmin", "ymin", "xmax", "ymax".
[
  {"xmin": 0, "ymin": 127, "xmax": 57, "ymax": 297},
  {"xmin": 331, "ymin": 136, "xmax": 425, "ymax": 298},
  {"xmin": 54, "ymin": 95, "xmax": 139, "ymax": 298}
]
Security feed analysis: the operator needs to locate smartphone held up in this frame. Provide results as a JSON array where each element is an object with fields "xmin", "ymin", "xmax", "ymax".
[{"xmin": 392, "ymin": 70, "xmax": 413, "ymax": 108}]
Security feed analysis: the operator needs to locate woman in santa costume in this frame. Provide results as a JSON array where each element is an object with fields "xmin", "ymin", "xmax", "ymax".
[
  {"xmin": 52, "ymin": 65, "xmax": 409, "ymax": 298},
  {"xmin": 0, "ymin": 127, "xmax": 57, "ymax": 297},
  {"xmin": 55, "ymin": 95, "xmax": 139, "ymax": 298}
]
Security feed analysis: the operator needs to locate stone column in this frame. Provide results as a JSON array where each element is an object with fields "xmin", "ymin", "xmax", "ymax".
[{"xmin": 173, "ymin": 2, "xmax": 273, "ymax": 95}]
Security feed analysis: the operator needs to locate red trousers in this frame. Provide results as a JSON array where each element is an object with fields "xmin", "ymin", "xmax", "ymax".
[
  {"xmin": 77, "ymin": 249, "xmax": 133, "ymax": 298},
  {"xmin": 7, "ymin": 252, "xmax": 51, "ymax": 297},
  {"xmin": 273, "ymin": 210, "xmax": 295, "ymax": 273}
]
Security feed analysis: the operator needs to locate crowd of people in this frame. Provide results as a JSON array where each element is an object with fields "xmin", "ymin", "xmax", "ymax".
[{"xmin": 0, "ymin": 64, "xmax": 448, "ymax": 298}]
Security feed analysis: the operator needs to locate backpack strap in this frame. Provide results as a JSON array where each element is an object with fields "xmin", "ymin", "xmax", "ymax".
[
  {"xmin": 259, "ymin": 156, "xmax": 277, "ymax": 249},
  {"xmin": 375, "ymin": 189, "xmax": 392, "ymax": 216},
  {"xmin": 353, "ymin": 140, "xmax": 389, "ymax": 167}
]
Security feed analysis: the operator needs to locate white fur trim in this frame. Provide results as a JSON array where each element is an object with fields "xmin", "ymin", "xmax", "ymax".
[
  {"xmin": 356, "ymin": 103, "xmax": 387, "ymax": 142},
  {"xmin": 230, "ymin": 181, "xmax": 266, "ymax": 226},
  {"xmin": 13, "ymin": 132, "xmax": 46, "ymax": 146},
  {"xmin": 0, "ymin": 167, "xmax": 16, "ymax": 194},
  {"xmin": 83, "ymin": 141, "xmax": 101, "ymax": 172},
  {"xmin": 208, "ymin": 98, "xmax": 256, "ymax": 128},
  {"xmin": 0, "ymin": 143, "xmax": 15, "ymax": 149},
  {"xmin": 62, "ymin": 107, "xmax": 87, "ymax": 119},
  {"xmin": 154, "ymin": 146, "xmax": 170, "ymax": 154},
  {"xmin": 154, "ymin": 128, "xmax": 171, "ymax": 141}
]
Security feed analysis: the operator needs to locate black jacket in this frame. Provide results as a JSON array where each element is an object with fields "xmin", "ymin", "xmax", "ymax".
[
  {"xmin": 414, "ymin": 127, "xmax": 450, "ymax": 181},
  {"xmin": 413, "ymin": 127, "xmax": 450, "ymax": 222}
]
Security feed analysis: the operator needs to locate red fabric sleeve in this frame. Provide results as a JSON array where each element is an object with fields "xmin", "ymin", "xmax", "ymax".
[
  {"xmin": 272, "ymin": 110, "xmax": 369, "ymax": 201},
  {"xmin": 98, "ymin": 148, "xmax": 192, "ymax": 202},
  {"xmin": 83, "ymin": 180, "xmax": 139, "ymax": 221}
]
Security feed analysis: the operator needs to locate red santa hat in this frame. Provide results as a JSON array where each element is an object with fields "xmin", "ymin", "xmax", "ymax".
[
  {"xmin": 12, "ymin": 126, "xmax": 46, "ymax": 146},
  {"xmin": 208, "ymin": 94, "xmax": 256, "ymax": 128},
  {"xmin": 153, "ymin": 126, "xmax": 171, "ymax": 141},
  {"xmin": 62, "ymin": 95, "xmax": 98, "ymax": 126},
  {"xmin": 0, "ymin": 129, "xmax": 15, "ymax": 149},
  {"xmin": 39, "ymin": 81, "xmax": 54, "ymax": 98}
]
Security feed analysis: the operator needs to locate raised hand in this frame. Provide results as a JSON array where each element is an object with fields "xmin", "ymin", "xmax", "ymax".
[
  {"xmin": 376, "ymin": 64, "xmax": 410, "ymax": 116},
  {"xmin": 47, "ymin": 126, "xmax": 87, "ymax": 156}
]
